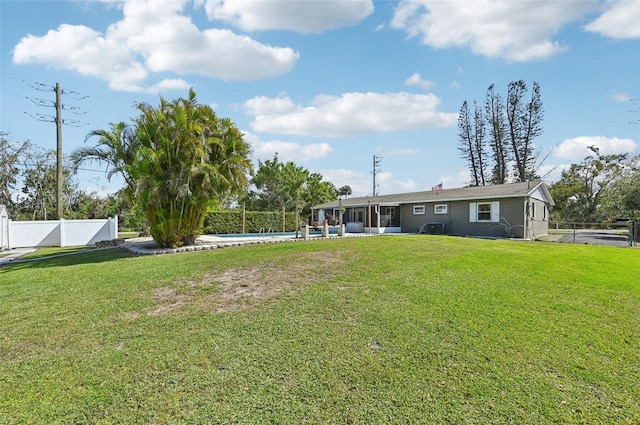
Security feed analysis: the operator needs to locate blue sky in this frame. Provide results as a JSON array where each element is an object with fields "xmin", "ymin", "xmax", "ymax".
[{"xmin": 1, "ymin": 0, "xmax": 639, "ymax": 198}]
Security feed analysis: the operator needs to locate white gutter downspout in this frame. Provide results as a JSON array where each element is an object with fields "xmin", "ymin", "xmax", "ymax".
[
  {"xmin": 374, "ymin": 205, "xmax": 381, "ymax": 234},
  {"xmin": 525, "ymin": 197, "xmax": 530, "ymax": 239}
]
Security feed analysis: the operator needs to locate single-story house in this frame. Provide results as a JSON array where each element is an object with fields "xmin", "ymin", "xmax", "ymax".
[{"xmin": 312, "ymin": 180, "xmax": 555, "ymax": 239}]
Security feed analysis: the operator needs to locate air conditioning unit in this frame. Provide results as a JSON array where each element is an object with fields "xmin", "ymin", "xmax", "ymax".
[{"xmin": 426, "ymin": 222, "xmax": 445, "ymax": 235}]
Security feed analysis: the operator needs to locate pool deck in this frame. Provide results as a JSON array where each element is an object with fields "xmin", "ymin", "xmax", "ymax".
[{"xmin": 121, "ymin": 232, "xmax": 377, "ymax": 256}]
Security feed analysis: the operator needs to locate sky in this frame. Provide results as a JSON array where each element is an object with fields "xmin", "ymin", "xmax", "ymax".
[{"xmin": 1, "ymin": 0, "xmax": 639, "ymax": 198}]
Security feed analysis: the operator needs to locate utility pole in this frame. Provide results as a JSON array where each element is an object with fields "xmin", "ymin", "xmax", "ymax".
[
  {"xmin": 55, "ymin": 83, "xmax": 63, "ymax": 219},
  {"xmin": 371, "ymin": 155, "xmax": 382, "ymax": 196},
  {"xmin": 25, "ymin": 81, "xmax": 87, "ymax": 219}
]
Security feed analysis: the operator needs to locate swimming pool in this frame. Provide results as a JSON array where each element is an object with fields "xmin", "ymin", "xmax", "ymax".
[{"xmin": 213, "ymin": 230, "xmax": 323, "ymax": 239}]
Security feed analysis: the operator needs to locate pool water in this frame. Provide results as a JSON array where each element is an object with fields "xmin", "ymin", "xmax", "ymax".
[{"xmin": 214, "ymin": 231, "xmax": 323, "ymax": 238}]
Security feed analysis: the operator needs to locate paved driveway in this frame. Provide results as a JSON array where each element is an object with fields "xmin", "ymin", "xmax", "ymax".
[{"xmin": 557, "ymin": 229, "xmax": 632, "ymax": 247}]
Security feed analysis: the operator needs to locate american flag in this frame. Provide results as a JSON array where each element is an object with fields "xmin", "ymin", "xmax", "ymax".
[{"xmin": 432, "ymin": 182, "xmax": 443, "ymax": 191}]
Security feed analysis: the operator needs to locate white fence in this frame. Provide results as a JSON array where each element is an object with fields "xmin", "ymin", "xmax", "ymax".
[
  {"xmin": 0, "ymin": 205, "xmax": 8, "ymax": 250},
  {"xmin": 7, "ymin": 217, "xmax": 118, "ymax": 249}
]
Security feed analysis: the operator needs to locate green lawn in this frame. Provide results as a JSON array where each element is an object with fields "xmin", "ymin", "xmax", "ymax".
[
  {"xmin": 19, "ymin": 246, "xmax": 96, "ymax": 260},
  {"xmin": 1, "ymin": 236, "xmax": 638, "ymax": 424}
]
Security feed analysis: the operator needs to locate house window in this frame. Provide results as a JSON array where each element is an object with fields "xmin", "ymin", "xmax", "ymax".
[
  {"xmin": 413, "ymin": 205, "xmax": 425, "ymax": 215},
  {"xmin": 530, "ymin": 202, "xmax": 536, "ymax": 218},
  {"xmin": 434, "ymin": 204, "xmax": 447, "ymax": 214},
  {"xmin": 469, "ymin": 201, "xmax": 500, "ymax": 223},
  {"xmin": 543, "ymin": 205, "xmax": 547, "ymax": 220},
  {"xmin": 477, "ymin": 203, "xmax": 492, "ymax": 221}
]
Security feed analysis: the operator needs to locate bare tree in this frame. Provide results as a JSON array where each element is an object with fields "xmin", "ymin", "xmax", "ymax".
[
  {"xmin": 472, "ymin": 100, "xmax": 487, "ymax": 186},
  {"xmin": 484, "ymin": 84, "xmax": 509, "ymax": 184},
  {"xmin": 457, "ymin": 101, "xmax": 485, "ymax": 185},
  {"xmin": 461, "ymin": 81, "xmax": 545, "ymax": 185},
  {"xmin": 507, "ymin": 80, "xmax": 543, "ymax": 182}
]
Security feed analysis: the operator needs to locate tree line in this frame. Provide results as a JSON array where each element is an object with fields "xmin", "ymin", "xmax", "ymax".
[
  {"xmin": 549, "ymin": 146, "xmax": 639, "ymax": 224},
  {"xmin": 1, "ymin": 90, "xmax": 342, "ymax": 248},
  {"xmin": 0, "ymin": 132, "xmax": 124, "ymax": 222},
  {"xmin": 457, "ymin": 80, "xmax": 638, "ymax": 223},
  {"xmin": 458, "ymin": 80, "xmax": 544, "ymax": 185}
]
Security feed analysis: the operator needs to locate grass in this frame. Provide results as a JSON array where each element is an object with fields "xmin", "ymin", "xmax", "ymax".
[
  {"xmin": 19, "ymin": 245, "xmax": 96, "ymax": 260},
  {"xmin": 1, "ymin": 236, "xmax": 638, "ymax": 424}
]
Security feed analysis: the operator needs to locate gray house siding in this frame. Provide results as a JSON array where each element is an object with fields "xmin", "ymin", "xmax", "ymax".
[
  {"xmin": 400, "ymin": 202, "xmax": 451, "ymax": 233},
  {"xmin": 313, "ymin": 181, "xmax": 554, "ymax": 239},
  {"xmin": 449, "ymin": 198, "xmax": 526, "ymax": 238},
  {"xmin": 527, "ymin": 197, "xmax": 550, "ymax": 239},
  {"xmin": 401, "ymin": 198, "xmax": 527, "ymax": 237},
  {"xmin": 447, "ymin": 199, "xmax": 524, "ymax": 238}
]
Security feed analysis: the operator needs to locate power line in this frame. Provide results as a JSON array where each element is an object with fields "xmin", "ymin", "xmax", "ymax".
[
  {"xmin": 13, "ymin": 162, "xmax": 107, "ymax": 173},
  {"xmin": 23, "ymin": 81, "xmax": 89, "ymax": 218}
]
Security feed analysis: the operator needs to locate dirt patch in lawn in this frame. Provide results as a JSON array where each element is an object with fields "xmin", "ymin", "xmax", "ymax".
[{"xmin": 149, "ymin": 251, "xmax": 347, "ymax": 316}]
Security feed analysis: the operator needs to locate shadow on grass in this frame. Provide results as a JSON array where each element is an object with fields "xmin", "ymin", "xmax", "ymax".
[{"xmin": 0, "ymin": 248, "xmax": 136, "ymax": 271}]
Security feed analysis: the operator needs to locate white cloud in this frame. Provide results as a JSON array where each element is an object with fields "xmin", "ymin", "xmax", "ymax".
[
  {"xmin": 243, "ymin": 92, "xmax": 458, "ymax": 137},
  {"xmin": 13, "ymin": 24, "xmax": 148, "ymax": 91},
  {"xmin": 199, "ymin": 0, "xmax": 374, "ymax": 33},
  {"xmin": 243, "ymin": 96, "xmax": 299, "ymax": 116},
  {"xmin": 380, "ymin": 147, "xmax": 422, "ymax": 157},
  {"xmin": 145, "ymin": 78, "xmax": 192, "ymax": 94},
  {"xmin": 404, "ymin": 72, "xmax": 435, "ymax": 90},
  {"xmin": 321, "ymin": 169, "xmax": 372, "ymax": 197},
  {"xmin": 13, "ymin": 0, "xmax": 299, "ymax": 92},
  {"xmin": 537, "ymin": 163, "xmax": 566, "ymax": 183},
  {"xmin": 554, "ymin": 136, "xmax": 638, "ymax": 160},
  {"xmin": 390, "ymin": 0, "xmax": 596, "ymax": 62},
  {"xmin": 610, "ymin": 91, "xmax": 631, "ymax": 102},
  {"xmin": 584, "ymin": 0, "xmax": 640, "ymax": 39},
  {"xmin": 243, "ymin": 131, "xmax": 333, "ymax": 163},
  {"xmin": 320, "ymin": 168, "xmax": 417, "ymax": 197},
  {"xmin": 442, "ymin": 168, "xmax": 471, "ymax": 190}
]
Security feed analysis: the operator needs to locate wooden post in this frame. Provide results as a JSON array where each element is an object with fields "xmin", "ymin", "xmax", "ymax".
[
  {"xmin": 295, "ymin": 201, "xmax": 300, "ymax": 238},
  {"xmin": 368, "ymin": 201, "xmax": 371, "ymax": 234},
  {"xmin": 242, "ymin": 203, "xmax": 246, "ymax": 234}
]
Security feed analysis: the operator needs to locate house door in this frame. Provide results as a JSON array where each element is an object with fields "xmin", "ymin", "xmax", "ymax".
[{"xmin": 349, "ymin": 208, "xmax": 365, "ymax": 223}]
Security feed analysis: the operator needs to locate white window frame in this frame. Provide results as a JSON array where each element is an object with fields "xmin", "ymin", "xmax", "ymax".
[
  {"xmin": 530, "ymin": 202, "xmax": 536, "ymax": 218},
  {"xmin": 413, "ymin": 205, "xmax": 425, "ymax": 215},
  {"xmin": 434, "ymin": 204, "xmax": 448, "ymax": 215},
  {"xmin": 477, "ymin": 202, "xmax": 493, "ymax": 222},
  {"xmin": 469, "ymin": 201, "xmax": 500, "ymax": 223}
]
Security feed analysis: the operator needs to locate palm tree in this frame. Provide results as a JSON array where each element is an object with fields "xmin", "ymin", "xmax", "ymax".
[
  {"xmin": 70, "ymin": 121, "xmax": 138, "ymax": 193},
  {"xmin": 337, "ymin": 185, "xmax": 352, "ymax": 198},
  {"xmin": 132, "ymin": 89, "xmax": 253, "ymax": 248}
]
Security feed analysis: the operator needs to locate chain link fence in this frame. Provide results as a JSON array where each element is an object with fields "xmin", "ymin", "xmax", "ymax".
[{"xmin": 550, "ymin": 221, "xmax": 638, "ymax": 247}]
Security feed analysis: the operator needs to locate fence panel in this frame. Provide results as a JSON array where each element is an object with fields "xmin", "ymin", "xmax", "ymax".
[
  {"xmin": 62, "ymin": 218, "xmax": 117, "ymax": 246},
  {"xmin": 9, "ymin": 221, "xmax": 60, "ymax": 248},
  {"xmin": 8, "ymin": 218, "xmax": 117, "ymax": 248}
]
